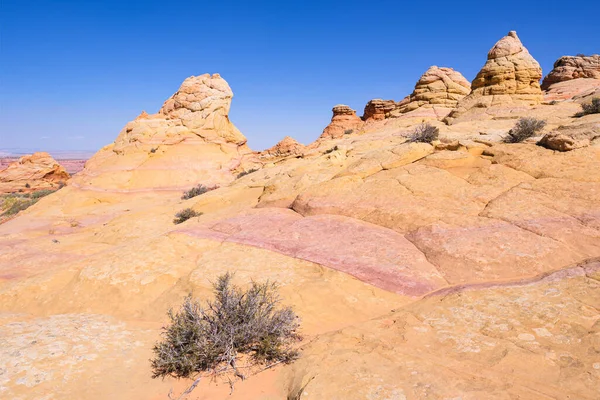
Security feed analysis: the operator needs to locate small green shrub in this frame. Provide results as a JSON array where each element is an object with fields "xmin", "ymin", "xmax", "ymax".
[
  {"xmin": 31, "ymin": 189, "xmax": 56, "ymax": 200},
  {"xmin": 181, "ymin": 184, "xmax": 217, "ymax": 200},
  {"xmin": 0, "ymin": 189, "xmax": 57, "ymax": 219},
  {"xmin": 173, "ymin": 208, "xmax": 202, "ymax": 224},
  {"xmin": 409, "ymin": 123, "xmax": 439, "ymax": 143},
  {"xmin": 504, "ymin": 117, "xmax": 546, "ymax": 143},
  {"xmin": 236, "ymin": 168, "xmax": 258, "ymax": 179},
  {"xmin": 575, "ymin": 98, "xmax": 600, "ymax": 117},
  {"xmin": 344, "ymin": 129, "xmax": 354, "ymax": 135},
  {"xmin": 151, "ymin": 273, "xmax": 300, "ymax": 385},
  {"xmin": 1, "ymin": 198, "xmax": 35, "ymax": 216}
]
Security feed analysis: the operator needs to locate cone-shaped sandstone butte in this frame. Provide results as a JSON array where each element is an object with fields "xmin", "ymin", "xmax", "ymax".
[
  {"xmin": 446, "ymin": 31, "xmax": 543, "ymax": 123},
  {"xmin": 70, "ymin": 73, "xmax": 252, "ymax": 192},
  {"xmin": 320, "ymin": 104, "xmax": 364, "ymax": 139},
  {"xmin": 0, "ymin": 152, "xmax": 69, "ymax": 194},
  {"xmin": 396, "ymin": 66, "xmax": 471, "ymax": 112}
]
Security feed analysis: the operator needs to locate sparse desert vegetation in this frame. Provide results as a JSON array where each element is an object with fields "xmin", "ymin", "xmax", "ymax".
[
  {"xmin": 151, "ymin": 273, "xmax": 300, "ymax": 393},
  {"xmin": 324, "ymin": 145, "xmax": 339, "ymax": 154},
  {"xmin": 575, "ymin": 97, "xmax": 600, "ymax": 117},
  {"xmin": 409, "ymin": 123, "xmax": 439, "ymax": 143},
  {"xmin": 236, "ymin": 168, "xmax": 258, "ymax": 179},
  {"xmin": 1, "ymin": 189, "xmax": 57, "ymax": 219},
  {"xmin": 504, "ymin": 117, "xmax": 546, "ymax": 143},
  {"xmin": 173, "ymin": 208, "xmax": 202, "ymax": 224},
  {"xmin": 181, "ymin": 184, "xmax": 218, "ymax": 200}
]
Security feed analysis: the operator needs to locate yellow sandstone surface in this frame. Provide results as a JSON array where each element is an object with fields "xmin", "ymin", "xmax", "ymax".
[{"xmin": 1, "ymin": 64, "xmax": 600, "ymax": 399}]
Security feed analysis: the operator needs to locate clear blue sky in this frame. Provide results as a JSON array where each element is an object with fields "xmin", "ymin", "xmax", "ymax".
[{"xmin": 1, "ymin": 0, "xmax": 598, "ymax": 152}]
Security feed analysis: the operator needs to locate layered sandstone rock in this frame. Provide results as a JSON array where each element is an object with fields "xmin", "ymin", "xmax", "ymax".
[
  {"xmin": 71, "ymin": 74, "xmax": 251, "ymax": 192},
  {"xmin": 362, "ymin": 99, "xmax": 396, "ymax": 121},
  {"xmin": 396, "ymin": 66, "xmax": 471, "ymax": 113},
  {"xmin": 542, "ymin": 54, "xmax": 600, "ymax": 90},
  {"xmin": 544, "ymin": 78, "xmax": 600, "ymax": 101},
  {"xmin": 538, "ymin": 119, "xmax": 600, "ymax": 151},
  {"xmin": 3, "ymin": 62, "xmax": 600, "ymax": 400},
  {"xmin": 320, "ymin": 104, "xmax": 363, "ymax": 140},
  {"xmin": 0, "ymin": 152, "xmax": 69, "ymax": 193},
  {"xmin": 446, "ymin": 31, "xmax": 543, "ymax": 123},
  {"xmin": 260, "ymin": 136, "xmax": 305, "ymax": 159}
]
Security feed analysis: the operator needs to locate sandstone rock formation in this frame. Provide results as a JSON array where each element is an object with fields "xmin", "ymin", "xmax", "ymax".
[
  {"xmin": 2, "ymin": 63, "xmax": 600, "ymax": 400},
  {"xmin": 538, "ymin": 118, "xmax": 600, "ymax": 151},
  {"xmin": 319, "ymin": 104, "xmax": 363, "ymax": 140},
  {"xmin": 544, "ymin": 78, "xmax": 600, "ymax": 102},
  {"xmin": 260, "ymin": 136, "xmax": 305, "ymax": 159},
  {"xmin": 362, "ymin": 99, "xmax": 396, "ymax": 121},
  {"xmin": 396, "ymin": 66, "xmax": 471, "ymax": 113},
  {"xmin": 70, "ymin": 74, "xmax": 251, "ymax": 192},
  {"xmin": 446, "ymin": 31, "xmax": 543, "ymax": 123},
  {"xmin": 0, "ymin": 152, "xmax": 69, "ymax": 193},
  {"xmin": 542, "ymin": 54, "xmax": 600, "ymax": 90}
]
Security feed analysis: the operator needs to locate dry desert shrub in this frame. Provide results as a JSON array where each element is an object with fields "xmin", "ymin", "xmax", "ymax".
[
  {"xmin": 323, "ymin": 145, "xmax": 339, "ymax": 154},
  {"xmin": 504, "ymin": 117, "xmax": 546, "ymax": 143},
  {"xmin": 151, "ymin": 273, "xmax": 300, "ymax": 394},
  {"xmin": 409, "ymin": 123, "xmax": 439, "ymax": 143},
  {"xmin": 173, "ymin": 208, "xmax": 202, "ymax": 224},
  {"xmin": 575, "ymin": 97, "xmax": 600, "ymax": 117},
  {"xmin": 236, "ymin": 168, "xmax": 258, "ymax": 179},
  {"xmin": 181, "ymin": 184, "xmax": 217, "ymax": 200}
]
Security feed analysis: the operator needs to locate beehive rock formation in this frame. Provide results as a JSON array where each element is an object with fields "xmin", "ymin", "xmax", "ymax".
[
  {"xmin": 320, "ymin": 105, "xmax": 363, "ymax": 139},
  {"xmin": 362, "ymin": 99, "xmax": 396, "ymax": 121},
  {"xmin": 0, "ymin": 152, "xmax": 69, "ymax": 193},
  {"xmin": 542, "ymin": 54, "xmax": 600, "ymax": 90},
  {"xmin": 396, "ymin": 66, "xmax": 471, "ymax": 113},
  {"xmin": 261, "ymin": 136, "xmax": 305, "ymax": 158},
  {"xmin": 70, "ymin": 74, "xmax": 251, "ymax": 192},
  {"xmin": 4, "ymin": 42, "xmax": 600, "ymax": 400},
  {"xmin": 446, "ymin": 31, "xmax": 543, "ymax": 123}
]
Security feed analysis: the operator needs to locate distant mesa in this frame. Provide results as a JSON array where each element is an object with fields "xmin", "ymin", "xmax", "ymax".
[
  {"xmin": 0, "ymin": 152, "xmax": 69, "ymax": 194},
  {"xmin": 542, "ymin": 54, "xmax": 600, "ymax": 90},
  {"xmin": 446, "ymin": 31, "xmax": 543, "ymax": 123},
  {"xmin": 320, "ymin": 104, "xmax": 364, "ymax": 140},
  {"xmin": 71, "ymin": 73, "xmax": 253, "ymax": 192}
]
